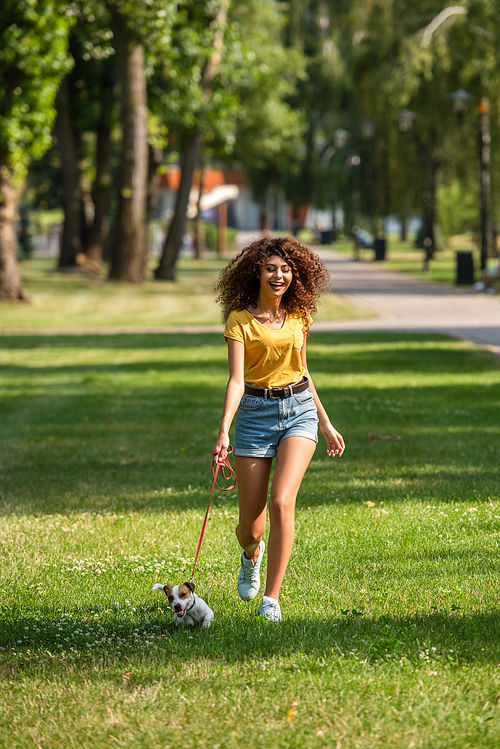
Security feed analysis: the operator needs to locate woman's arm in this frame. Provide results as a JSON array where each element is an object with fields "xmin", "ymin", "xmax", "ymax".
[
  {"xmin": 212, "ymin": 337, "xmax": 245, "ymax": 464},
  {"xmin": 301, "ymin": 337, "xmax": 345, "ymax": 458}
]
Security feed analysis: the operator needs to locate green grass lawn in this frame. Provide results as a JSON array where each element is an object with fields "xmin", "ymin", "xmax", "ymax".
[
  {"xmin": 326, "ymin": 236, "xmax": 481, "ymax": 287},
  {"xmin": 0, "ymin": 330, "xmax": 499, "ymax": 748},
  {"xmin": 0, "ymin": 255, "xmax": 372, "ymax": 331}
]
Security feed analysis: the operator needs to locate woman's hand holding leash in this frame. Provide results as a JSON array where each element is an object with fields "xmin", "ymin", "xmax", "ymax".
[
  {"xmin": 212, "ymin": 431, "xmax": 230, "ymax": 465},
  {"xmin": 212, "ymin": 444, "xmax": 237, "ymax": 489}
]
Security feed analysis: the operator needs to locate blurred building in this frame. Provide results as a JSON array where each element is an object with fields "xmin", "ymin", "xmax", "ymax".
[{"xmin": 157, "ymin": 166, "xmax": 291, "ymax": 232}]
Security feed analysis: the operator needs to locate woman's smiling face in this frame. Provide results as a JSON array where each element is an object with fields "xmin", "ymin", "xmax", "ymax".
[{"xmin": 259, "ymin": 255, "xmax": 293, "ymax": 300}]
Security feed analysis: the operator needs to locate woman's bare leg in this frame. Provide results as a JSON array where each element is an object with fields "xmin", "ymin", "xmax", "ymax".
[
  {"xmin": 234, "ymin": 456, "xmax": 273, "ymax": 562},
  {"xmin": 264, "ymin": 437, "xmax": 316, "ymax": 599}
]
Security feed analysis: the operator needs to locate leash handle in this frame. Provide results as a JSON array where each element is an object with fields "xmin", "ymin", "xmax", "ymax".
[
  {"xmin": 213, "ymin": 444, "xmax": 237, "ymax": 492},
  {"xmin": 190, "ymin": 446, "xmax": 237, "ymax": 583}
]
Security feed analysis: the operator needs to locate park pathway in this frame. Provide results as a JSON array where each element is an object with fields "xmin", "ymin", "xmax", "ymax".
[
  {"xmin": 312, "ymin": 248, "xmax": 500, "ymax": 356},
  {"xmin": 2, "ymin": 240, "xmax": 499, "ymax": 355}
]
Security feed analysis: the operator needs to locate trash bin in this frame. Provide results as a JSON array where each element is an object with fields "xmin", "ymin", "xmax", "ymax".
[
  {"xmin": 320, "ymin": 230, "xmax": 333, "ymax": 245},
  {"xmin": 456, "ymin": 251, "xmax": 474, "ymax": 285},
  {"xmin": 374, "ymin": 238, "xmax": 386, "ymax": 261}
]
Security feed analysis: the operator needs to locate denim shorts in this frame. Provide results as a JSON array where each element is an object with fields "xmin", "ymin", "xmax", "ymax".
[{"xmin": 233, "ymin": 388, "xmax": 319, "ymax": 458}]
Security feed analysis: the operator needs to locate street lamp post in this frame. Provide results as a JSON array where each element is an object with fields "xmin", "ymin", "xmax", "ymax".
[
  {"xmin": 319, "ymin": 144, "xmax": 337, "ymax": 242},
  {"xmin": 328, "ymin": 129, "xmax": 350, "ymax": 241},
  {"xmin": 333, "ymin": 128, "xmax": 349, "ymax": 149},
  {"xmin": 400, "ymin": 108, "xmax": 437, "ymax": 271},
  {"xmin": 399, "ymin": 109, "xmax": 430, "ymax": 267},
  {"xmin": 333, "ymin": 129, "xmax": 350, "ymax": 227},
  {"xmin": 449, "ymin": 89, "xmax": 472, "ymax": 121},
  {"xmin": 449, "ymin": 90, "xmax": 494, "ymax": 271},
  {"xmin": 398, "ymin": 108, "xmax": 416, "ymax": 133},
  {"xmin": 346, "ymin": 153, "xmax": 361, "ymax": 236},
  {"xmin": 478, "ymin": 99, "xmax": 494, "ymax": 271}
]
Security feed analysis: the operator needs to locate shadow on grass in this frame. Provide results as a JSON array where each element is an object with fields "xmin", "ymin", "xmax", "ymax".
[
  {"xmin": 1, "ymin": 331, "xmax": 498, "ymax": 376},
  {"xmin": 2, "ymin": 604, "xmax": 500, "ymax": 677},
  {"xmin": 0, "ymin": 333, "xmax": 222, "ymax": 351},
  {"xmin": 0, "ymin": 424, "xmax": 498, "ymax": 516},
  {"xmin": 0, "ymin": 331, "xmax": 498, "ymax": 516}
]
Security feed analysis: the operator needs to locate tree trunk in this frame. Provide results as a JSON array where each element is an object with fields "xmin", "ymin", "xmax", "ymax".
[
  {"xmin": 86, "ymin": 66, "xmax": 114, "ymax": 264},
  {"xmin": 0, "ymin": 166, "xmax": 29, "ymax": 301},
  {"xmin": 108, "ymin": 13, "xmax": 149, "ymax": 283},
  {"xmin": 194, "ymin": 161, "xmax": 205, "ymax": 260},
  {"xmin": 154, "ymin": 0, "xmax": 230, "ymax": 281},
  {"xmin": 380, "ymin": 140, "xmax": 390, "ymax": 243},
  {"xmin": 154, "ymin": 129, "xmax": 201, "ymax": 280},
  {"xmin": 420, "ymin": 142, "xmax": 439, "ymax": 270},
  {"xmin": 218, "ymin": 202, "xmax": 227, "ymax": 256},
  {"xmin": 147, "ymin": 144, "xmax": 163, "ymax": 258},
  {"xmin": 147, "ymin": 146, "xmax": 162, "ymax": 223},
  {"xmin": 55, "ymin": 76, "xmax": 82, "ymax": 268},
  {"xmin": 478, "ymin": 100, "xmax": 494, "ymax": 271},
  {"xmin": 400, "ymin": 213, "xmax": 407, "ymax": 242},
  {"xmin": 85, "ymin": 126, "xmax": 111, "ymax": 263}
]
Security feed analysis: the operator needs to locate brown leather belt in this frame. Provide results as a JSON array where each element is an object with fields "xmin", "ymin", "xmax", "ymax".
[{"xmin": 244, "ymin": 377, "xmax": 309, "ymax": 400}]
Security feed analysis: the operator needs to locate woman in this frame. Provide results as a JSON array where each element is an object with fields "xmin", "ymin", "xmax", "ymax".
[{"xmin": 212, "ymin": 234, "xmax": 345, "ymax": 621}]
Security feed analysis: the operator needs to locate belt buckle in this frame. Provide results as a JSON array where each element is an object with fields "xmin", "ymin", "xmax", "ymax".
[{"xmin": 269, "ymin": 387, "xmax": 282, "ymax": 400}]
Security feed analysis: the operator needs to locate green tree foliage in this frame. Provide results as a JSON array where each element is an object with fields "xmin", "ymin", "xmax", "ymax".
[
  {"xmin": 219, "ymin": 0, "xmax": 306, "ymax": 227},
  {"xmin": 347, "ymin": 0, "xmax": 500, "ymax": 254},
  {"xmin": 278, "ymin": 0, "xmax": 351, "ymax": 218},
  {"xmin": 153, "ymin": 0, "xmax": 232, "ymax": 281},
  {"xmin": 0, "ymin": 0, "xmax": 73, "ymax": 299},
  {"xmin": 242, "ymin": 2, "xmax": 478, "ymax": 257},
  {"xmin": 50, "ymin": 0, "xmax": 177, "ymax": 277},
  {"xmin": 153, "ymin": 0, "xmax": 306, "ymax": 280},
  {"xmin": 0, "ymin": 0, "xmax": 73, "ymax": 178},
  {"xmin": 53, "ymin": 4, "xmax": 116, "ymax": 268},
  {"xmin": 207, "ymin": 0, "xmax": 306, "ymax": 170},
  {"xmin": 103, "ymin": 0, "xmax": 179, "ymax": 282},
  {"xmin": 437, "ymin": 178, "xmax": 478, "ymax": 238},
  {"xmin": 6, "ymin": 0, "xmax": 500, "ymax": 299}
]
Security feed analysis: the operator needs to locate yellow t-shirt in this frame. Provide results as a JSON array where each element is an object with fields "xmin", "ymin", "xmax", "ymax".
[{"xmin": 224, "ymin": 309, "xmax": 311, "ymax": 388}]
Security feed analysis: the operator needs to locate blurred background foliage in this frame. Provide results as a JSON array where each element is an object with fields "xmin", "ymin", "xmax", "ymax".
[{"xmin": 1, "ymin": 0, "xmax": 499, "ymax": 298}]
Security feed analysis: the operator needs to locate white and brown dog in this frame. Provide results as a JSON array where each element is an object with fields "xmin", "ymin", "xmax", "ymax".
[{"xmin": 152, "ymin": 581, "xmax": 214, "ymax": 629}]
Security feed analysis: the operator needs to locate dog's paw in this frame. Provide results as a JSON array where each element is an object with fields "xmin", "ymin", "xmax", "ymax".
[{"xmin": 202, "ymin": 615, "xmax": 214, "ymax": 629}]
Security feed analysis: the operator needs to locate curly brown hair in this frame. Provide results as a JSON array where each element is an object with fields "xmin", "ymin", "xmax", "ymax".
[{"xmin": 214, "ymin": 234, "xmax": 330, "ymax": 328}]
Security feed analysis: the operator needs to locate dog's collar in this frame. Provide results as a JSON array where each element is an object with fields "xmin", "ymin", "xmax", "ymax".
[{"xmin": 175, "ymin": 594, "xmax": 196, "ymax": 617}]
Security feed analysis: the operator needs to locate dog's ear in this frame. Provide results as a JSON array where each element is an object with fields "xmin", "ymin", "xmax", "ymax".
[{"xmin": 183, "ymin": 581, "xmax": 195, "ymax": 593}]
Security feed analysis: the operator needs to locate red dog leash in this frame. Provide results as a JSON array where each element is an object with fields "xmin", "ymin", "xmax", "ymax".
[{"xmin": 190, "ymin": 446, "xmax": 237, "ymax": 583}]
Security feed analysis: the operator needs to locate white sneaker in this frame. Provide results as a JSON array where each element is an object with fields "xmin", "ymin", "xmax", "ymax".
[
  {"xmin": 237, "ymin": 540, "xmax": 265, "ymax": 601},
  {"xmin": 258, "ymin": 596, "xmax": 282, "ymax": 622}
]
